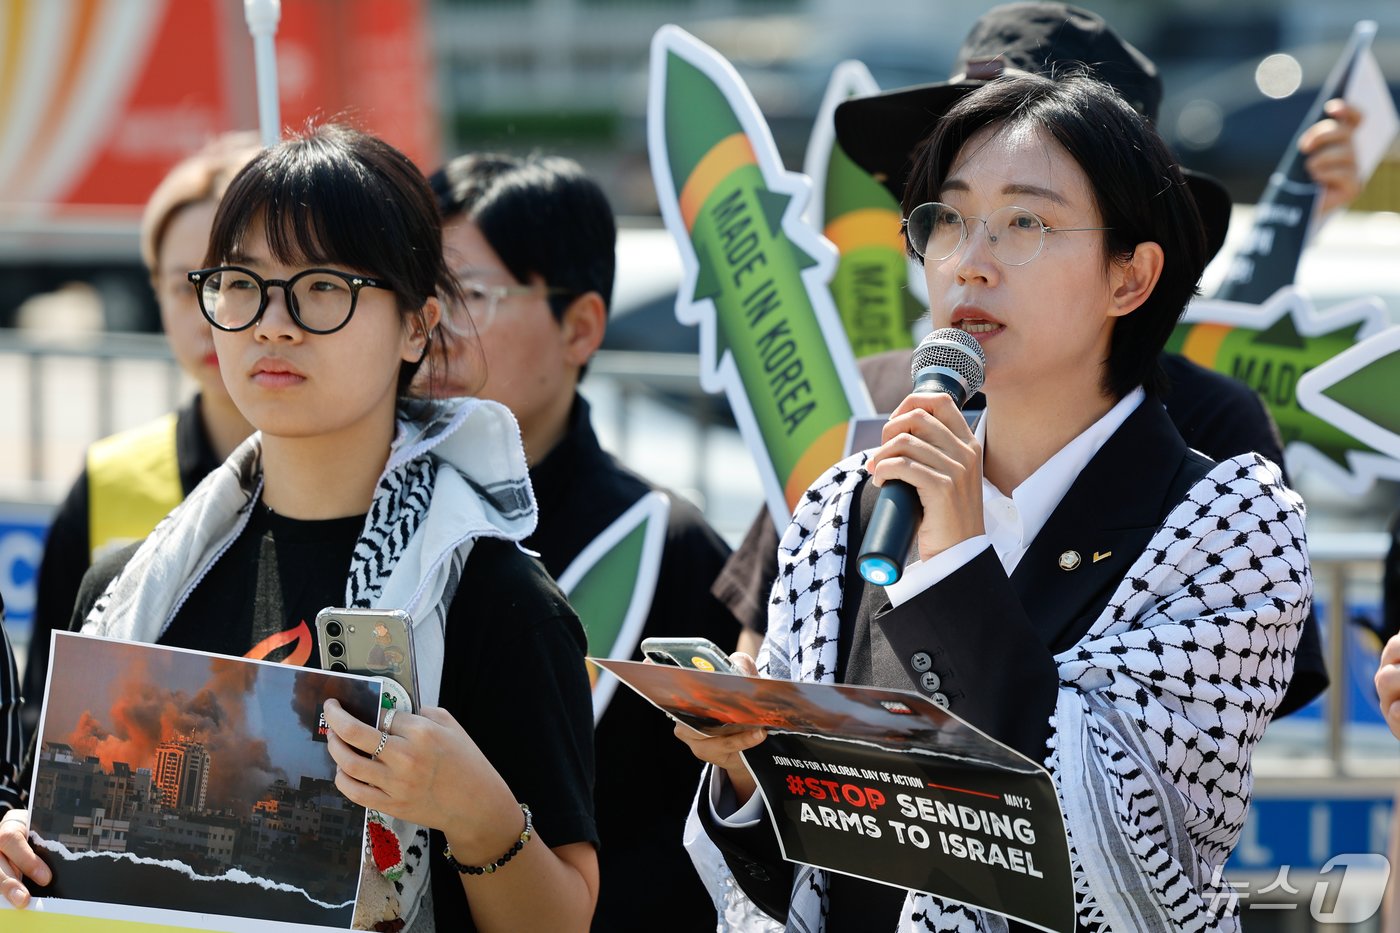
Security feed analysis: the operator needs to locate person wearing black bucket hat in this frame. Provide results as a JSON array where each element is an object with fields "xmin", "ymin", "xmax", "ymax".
[
  {"xmin": 832, "ymin": 1, "xmax": 1361, "ymax": 262},
  {"xmin": 715, "ymin": 0, "xmax": 1359, "ymax": 718}
]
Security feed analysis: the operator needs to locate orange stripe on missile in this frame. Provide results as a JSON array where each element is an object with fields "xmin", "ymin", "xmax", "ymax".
[
  {"xmin": 1180, "ymin": 323, "xmax": 1231, "ymax": 369},
  {"xmin": 824, "ymin": 208, "xmax": 903, "ymax": 254},
  {"xmin": 679, "ymin": 133, "xmax": 757, "ymax": 231},
  {"xmin": 784, "ymin": 421, "xmax": 850, "ymax": 512}
]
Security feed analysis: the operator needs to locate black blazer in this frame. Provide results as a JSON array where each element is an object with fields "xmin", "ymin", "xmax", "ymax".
[{"xmin": 703, "ymin": 398, "xmax": 1214, "ymax": 929}]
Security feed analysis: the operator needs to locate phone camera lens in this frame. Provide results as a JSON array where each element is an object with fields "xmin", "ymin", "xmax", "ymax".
[
  {"xmin": 330, "ymin": 661, "xmax": 347, "ymax": 672},
  {"xmin": 325, "ymin": 620, "xmax": 342, "ymax": 638},
  {"xmin": 327, "ymin": 641, "xmax": 345, "ymax": 659}
]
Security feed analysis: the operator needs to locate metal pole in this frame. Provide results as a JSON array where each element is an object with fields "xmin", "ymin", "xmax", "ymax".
[
  {"xmin": 1327, "ymin": 562, "xmax": 1348, "ymax": 775},
  {"xmin": 243, "ymin": 0, "xmax": 282, "ymax": 148},
  {"xmin": 27, "ymin": 351, "xmax": 43, "ymax": 484}
]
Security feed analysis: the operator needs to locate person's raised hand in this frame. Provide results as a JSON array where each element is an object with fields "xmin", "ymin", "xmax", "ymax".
[
  {"xmin": 1375, "ymin": 634, "xmax": 1400, "ymax": 740},
  {"xmin": 1300, "ymin": 98, "xmax": 1364, "ymax": 217},
  {"xmin": 866, "ymin": 391, "xmax": 984, "ymax": 562}
]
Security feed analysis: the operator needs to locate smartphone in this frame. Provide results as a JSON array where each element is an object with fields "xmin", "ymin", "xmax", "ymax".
[
  {"xmin": 315, "ymin": 607, "xmax": 420, "ymax": 710},
  {"xmin": 640, "ymin": 637, "xmax": 737, "ymax": 674}
]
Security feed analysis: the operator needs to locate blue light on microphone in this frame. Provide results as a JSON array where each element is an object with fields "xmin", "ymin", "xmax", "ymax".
[{"xmin": 859, "ymin": 555, "xmax": 899, "ymax": 586}]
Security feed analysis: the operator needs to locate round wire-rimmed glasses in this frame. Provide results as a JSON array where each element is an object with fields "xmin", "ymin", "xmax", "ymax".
[
  {"xmin": 187, "ymin": 266, "xmax": 393, "ymax": 335},
  {"xmin": 902, "ymin": 202, "xmax": 1112, "ymax": 266},
  {"xmin": 456, "ymin": 279, "xmax": 575, "ymax": 330}
]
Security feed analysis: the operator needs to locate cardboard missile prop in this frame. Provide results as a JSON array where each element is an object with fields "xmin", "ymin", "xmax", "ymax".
[
  {"xmin": 1169, "ymin": 288, "xmax": 1400, "ymax": 494},
  {"xmin": 648, "ymin": 25, "xmax": 874, "ymax": 529},
  {"xmin": 557, "ymin": 491, "xmax": 670, "ymax": 722},
  {"xmin": 1296, "ymin": 324, "xmax": 1400, "ymax": 484},
  {"xmin": 802, "ymin": 60, "xmax": 923, "ymax": 358},
  {"xmin": 1174, "ymin": 19, "xmax": 1400, "ymax": 492},
  {"xmin": 1214, "ymin": 21, "xmax": 1386, "ymax": 303}
]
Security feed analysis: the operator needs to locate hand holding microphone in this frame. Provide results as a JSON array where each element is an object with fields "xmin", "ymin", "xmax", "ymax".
[{"xmin": 858, "ymin": 329, "xmax": 987, "ymax": 586}]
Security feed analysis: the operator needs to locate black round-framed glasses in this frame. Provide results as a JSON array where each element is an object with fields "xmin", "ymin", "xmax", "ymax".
[
  {"xmin": 187, "ymin": 266, "xmax": 394, "ymax": 335},
  {"xmin": 902, "ymin": 202, "xmax": 1112, "ymax": 266}
]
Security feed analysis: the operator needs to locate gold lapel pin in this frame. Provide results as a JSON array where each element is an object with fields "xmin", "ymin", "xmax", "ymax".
[
  {"xmin": 1093, "ymin": 550, "xmax": 1112, "ymax": 563},
  {"xmin": 1058, "ymin": 550, "xmax": 1081, "ymax": 571}
]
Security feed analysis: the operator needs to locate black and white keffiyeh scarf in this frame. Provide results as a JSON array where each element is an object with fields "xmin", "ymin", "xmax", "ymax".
[
  {"xmin": 82, "ymin": 397, "xmax": 537, "ymax": 932},
  {"xmin": 699, "ymin": 449, "xmax": 1309, "ymax": 933}
]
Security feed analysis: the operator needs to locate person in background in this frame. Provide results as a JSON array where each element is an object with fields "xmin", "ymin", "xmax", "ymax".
[
  {"xmin": 22, "ymin": 134, "xmax": 261, "ymax": 724},
  {"xmin": 717, "ymin": 1, "xmax": 1358, "ymax": 718},
  {"xmin": 0, "ymin": 124, "xmax": 599, "ymax": 931},
  {"xmin": 685, "ymin": 70, "xmax": 1311, "ymax": 931},
  {"xmin": 1375, "ymin": 626, "xmax": 1400, "ymax": 933},
  {"xmin": 427, "ymin": 153, "xmax": 739, "ymax": 933},
  {"xmin": 0, "ymin": 594, "xmax": 22, "ymax": 814},
  {"xmin": 1377, "ymin": 633, "xmax": 1400, "ymax": 739}
]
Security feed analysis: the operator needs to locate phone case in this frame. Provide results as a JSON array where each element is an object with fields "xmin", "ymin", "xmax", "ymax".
[
  {"xmin": 640, "ymin": 637, "xmax": 735, "ymax": 673},
  {"xmin": 315, "ymin": 607, "xmax": 420, "ymax": 710}
]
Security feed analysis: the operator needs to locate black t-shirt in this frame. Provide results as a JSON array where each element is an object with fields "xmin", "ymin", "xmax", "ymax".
[
  {"xmin": 77, "ymin": 506, "xmax": 597, "ymax": 933},
  {"xmin": 159, "ymin": 502, "xmax": 358, "ymax": 666}
]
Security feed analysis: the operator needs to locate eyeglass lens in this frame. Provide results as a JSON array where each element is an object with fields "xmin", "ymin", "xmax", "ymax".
[
  {"xmin": 907, "ymin": 203, "xmax": 1047, "ymax": 265},
  {"xmin": 459, "ymin": 285, "xmax": 502, "ymax": 329},
  {"xmin": 200, "ymin": 269, "xmax": 358, "ymax": 332}
]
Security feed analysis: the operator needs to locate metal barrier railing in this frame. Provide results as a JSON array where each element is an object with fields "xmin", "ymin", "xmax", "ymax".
[
  {"xmin": 1307, "ymin": 532, "xmax": 1392, "ymax": 777},
  {"xmin": 1, "ymin": 330, "xmax": 186, "ymax": 487},
  {"xmin": 0, "ymin": 330, "xmax": 731, "ymax": 504}
]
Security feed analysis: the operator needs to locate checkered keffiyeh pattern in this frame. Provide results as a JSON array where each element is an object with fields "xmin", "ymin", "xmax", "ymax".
[
  {"xmin": 728, "ymin": 451, "xmax": 1309, "ymax": 933},
  {"xmin": 84, "ymin": 398, "xmax": 539, "ymax": 933}
]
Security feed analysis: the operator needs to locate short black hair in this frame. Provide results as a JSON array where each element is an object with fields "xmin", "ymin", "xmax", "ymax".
[
  {"xmin": 428, "ymin": 153, "xmax": 617, "ymax": 321},
  {"xmin": 205, "ymin": 123, "xmax": 460, "ymax": 396},
  {"xmin": 903, "ymin": 71, "xmax": 1207, "ymax": 399}
]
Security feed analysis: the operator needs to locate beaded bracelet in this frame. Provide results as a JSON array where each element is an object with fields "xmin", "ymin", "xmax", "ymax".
[{"xmin": 443, "ymin": 803, "xmax": 533, "ymax": 876}]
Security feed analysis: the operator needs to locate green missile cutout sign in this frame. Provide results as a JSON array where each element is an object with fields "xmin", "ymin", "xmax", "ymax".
[
  {"xmin": 1167, "ymin": 288, "xmax": 1400, "ymax": 493},
  {"xmin": 648, "ymin": 26, "xmax": 874, "ymax": 529},
  {"xmin": 801, "ymin": 60, "xmax": 923, "ymax": 358},
  {"xmin": 557, "ymin": 491, "xmax": 670, "ymax": 722},
  {"xmin": 1298, "ymin": 324, "xmax": 1400, "ymax": 482}
]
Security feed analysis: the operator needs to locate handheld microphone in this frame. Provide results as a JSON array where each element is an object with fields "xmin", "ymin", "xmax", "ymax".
[{"xmin": 857, "ymin": 328, "xmax": 986, "ymax": 586}]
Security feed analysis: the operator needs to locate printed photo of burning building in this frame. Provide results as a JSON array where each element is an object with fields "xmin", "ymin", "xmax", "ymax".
[{"xmin": 29, "ymin": 632, "xmax": 382, "ymax": 927}]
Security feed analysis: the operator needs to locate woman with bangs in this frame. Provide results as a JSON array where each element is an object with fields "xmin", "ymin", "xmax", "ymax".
[
  {"xmin": 0, "ymin": 125, "xmax": 598, "ymax": 933},
  {"xmin": 682, "ymin": 73, "xmax": 1311, "ymax": 932}
]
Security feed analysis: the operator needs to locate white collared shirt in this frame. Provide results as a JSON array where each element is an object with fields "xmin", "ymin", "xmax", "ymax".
[{"xmin": 885, "ymin": 387, "xmax": 1145, "ymax": 607}]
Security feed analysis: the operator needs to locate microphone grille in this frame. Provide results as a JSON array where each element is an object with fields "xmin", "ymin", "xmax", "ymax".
[{"xmin": 911, "ymin": 327, "xmax": 986, "ymax": 394}]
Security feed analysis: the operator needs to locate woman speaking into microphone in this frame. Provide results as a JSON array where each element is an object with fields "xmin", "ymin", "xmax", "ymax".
[{"xmin": 679, "ymin": 71, "xmax": 1311, "ymax": 932}]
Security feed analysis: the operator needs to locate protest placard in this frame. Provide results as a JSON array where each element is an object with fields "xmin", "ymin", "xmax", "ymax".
[
  {"xmin": 6, "ymin": 632, "xmax": 383, "ymax": 932},
  {"xmin": 594, "ymin": 658, "xmax": 1074, "ymax": 932}
]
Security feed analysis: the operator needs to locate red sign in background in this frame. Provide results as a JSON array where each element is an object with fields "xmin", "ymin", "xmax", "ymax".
[{"xmin": 1, "ymin": 0, "xmax": 438, "ymax": 220}]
